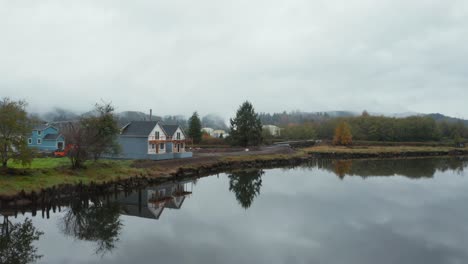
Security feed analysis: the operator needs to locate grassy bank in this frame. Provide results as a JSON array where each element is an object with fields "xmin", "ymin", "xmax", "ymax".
[
  {"xmin": 1, "ymin": 145, "xmax": 468, "ymax": 197},
  {"xmin": 0, "ymin": 158, "xmax": 145, "ymax": 196}
]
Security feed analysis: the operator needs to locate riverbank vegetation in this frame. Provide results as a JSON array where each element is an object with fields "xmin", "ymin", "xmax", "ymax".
[
  {"xmin": 261, "ymin": 112, "xmax": 468, "ymax": 144},
  {"xmin": 0, "ymin": 158, "xmax": 141, "ymax": 196},
  {"xmin": 0, "ymin": 98, "xmax": 34, "ymax": 168},
  {"xmin": 2, "ymin": 143, "xmax": 468, "ymax": 197}
]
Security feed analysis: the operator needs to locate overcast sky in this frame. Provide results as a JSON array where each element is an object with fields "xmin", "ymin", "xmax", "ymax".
[{"xmin": 1, "ymin": 0, "xmax": 467, "ymax": 119}]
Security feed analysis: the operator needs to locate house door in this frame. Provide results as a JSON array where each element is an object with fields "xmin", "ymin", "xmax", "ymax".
[
  {"xmin": 57, "ymin": 142, "xmax": 64, "ymax": 150},
  {"xmin": 177, "ymin": 144, "xmax": 180, "ymax": 152}
]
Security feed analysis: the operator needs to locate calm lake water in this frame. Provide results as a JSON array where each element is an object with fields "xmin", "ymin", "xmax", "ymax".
[{"xmin": 2, "ymin": 157, "xmax": 468, "ymax": 264}]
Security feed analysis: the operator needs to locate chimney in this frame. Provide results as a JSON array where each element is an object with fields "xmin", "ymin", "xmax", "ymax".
[{"xmin": 149, "ymin": 109, "xmax": 152, "ymax": 121}]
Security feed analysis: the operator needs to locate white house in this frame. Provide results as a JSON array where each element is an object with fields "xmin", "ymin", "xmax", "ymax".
[
  {"xmin": 263, "ymin": 125, "xmax": 282, "ymax": 136},
  {"xmin": 201, "ymin": 127, "xmax": 214, "ymax": 134},
  {"xmin": 117, "ymin": 121, "xmax": 192, "ymax": 160}
]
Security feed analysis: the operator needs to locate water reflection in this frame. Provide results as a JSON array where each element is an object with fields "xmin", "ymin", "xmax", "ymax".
[
  {"xmin": 116, "ymin": 181, "xmax": 193, "ymax": 220},
  {"xmin": 0, "ymin": 217, "xmax": 43, "ymax": 264},
  {"xmin": 308, "ymin": 157, "xmax": 468, "ymax": 179},
  {"xmin": 228, "ymin": 169, "xmax": 264, "ymax": 209},
  {"xmin": 0, "ymin": 157, "xmax": 468, "ymax": 264},
  {"xmin": 60, "ymin": 199, "xmax": 122, "ymax": 255},
  {"xmin": 333, "ymin": 160, "xmax": 353, "ymax": 179}
]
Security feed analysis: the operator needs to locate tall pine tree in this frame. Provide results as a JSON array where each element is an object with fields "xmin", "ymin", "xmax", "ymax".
[
  {"xmin": 188, "ymin": 112, "xmax": 202, "ymax": 144},
  {"xmin": 229, "ymin": 101, "xmax": 263, "ymax": 147}
]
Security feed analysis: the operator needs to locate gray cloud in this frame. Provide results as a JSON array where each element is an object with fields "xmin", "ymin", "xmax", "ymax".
[{"xmin": 1, "ymin": 0, "xmax": 467, "ymax": 119}]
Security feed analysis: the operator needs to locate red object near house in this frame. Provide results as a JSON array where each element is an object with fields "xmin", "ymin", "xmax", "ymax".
[{"xmin": 53, "ymin": 144, "xmax": 73, "ymax": 157}]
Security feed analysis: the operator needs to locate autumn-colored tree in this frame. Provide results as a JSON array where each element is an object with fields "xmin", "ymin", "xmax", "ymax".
[{"xmin": 333, "ymin": 121, "xmax": 353, "ymax": 146}]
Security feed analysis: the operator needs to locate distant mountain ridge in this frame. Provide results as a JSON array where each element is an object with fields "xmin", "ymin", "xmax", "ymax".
[
  {"xmin": 36, "ymin": 109, "xmax": 468, "ymax": 128},
  {"xmin": 259, "ymin": 110, "xmax": 468, "ymax": 127},
  {"xmin": 426, "ymin": 113, "xmax": 468, "ymax": 126},
  {"xmin": 323, "ymin": 111, "xmax": 468, "ymax": 125}
]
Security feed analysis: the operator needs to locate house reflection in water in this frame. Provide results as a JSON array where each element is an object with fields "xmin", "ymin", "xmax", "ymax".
[{"xmin": 116, "ymin": 180, "xmax": 193, "ymax": 220}]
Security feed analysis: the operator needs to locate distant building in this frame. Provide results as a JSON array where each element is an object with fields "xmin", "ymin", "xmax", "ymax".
[
  {"xmin": 201, "ymin": 127, "xmax": 214, "ymax": 135},
  {"xmin": 28, "ymin": 124, "xmax": 65, "ymax": 152},
  {"xmin": 262, "ymin": 125, "xmax": 281, "ymax": 136},
  {"xmin": 115, "ymin": 121, "xmax": 192, "ymax": 160}
]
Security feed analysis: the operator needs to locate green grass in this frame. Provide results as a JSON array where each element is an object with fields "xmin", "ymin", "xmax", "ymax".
[
  {"xmin": 0, "ymin": 158, "xmax": 146, "ymax": 196},
  {"xmin": 9, "ymin": 157, "xmax": 70, "ymax": 169}
]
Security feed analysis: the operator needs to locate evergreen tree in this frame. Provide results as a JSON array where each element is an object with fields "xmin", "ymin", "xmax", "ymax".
[
  {"xmin": 187, "ymin": 112, "xmax": 202, "ymax": 144},
  {"xmin": 229, "ymin": 101, "xmax": 263, "ymax": 147},
  {"xmin": 333, "ymin": 121, "xmax": 353, "ymax": 146}
]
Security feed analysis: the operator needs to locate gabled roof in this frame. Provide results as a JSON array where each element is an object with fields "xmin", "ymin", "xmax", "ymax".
[
  {"xmin": 120, "ymin": 121, "xmax": 185, "ymax": 138},
  {"xmin": 161, "ymin": 125, "xmax": 180, "ymax": 137},
  {"xmin": 120, "ymin": 121, "xmax": 159, "ymax": 137},
  {"xmin": 43, "ymin": 134, "xmax": 62, "ymax": 140},
  {"xmin": 165, "ymin": 196, "xmax": 186, "ymax": 209},
  {"xmin": 32, "ymin": 124, "xmax": 50, "ymax": 131}
]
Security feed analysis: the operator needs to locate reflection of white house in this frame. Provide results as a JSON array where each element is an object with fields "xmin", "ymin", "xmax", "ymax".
[
  {"xmin": 263, "ymin": 125, "xmax": 281, "ymax": 136},
  {"xmin": 212, "ymin": 130, "xmax": 227, "ymax": 138},
  {"xmin": 117, "ymin": 181, "xmax": 193, "ymax": 220}
]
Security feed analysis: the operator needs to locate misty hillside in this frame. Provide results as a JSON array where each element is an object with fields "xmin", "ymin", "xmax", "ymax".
[
  {"xmin": 426, "ymin": 113, "xmax": 468, "ymax": 126},
  {"xmin": 259, "ymin": 111, "xmax": 468, "ymax": 127},
  {"xmin": 38, "ymin": 109, "xmax": 229, "ymax": 130},
  {"xmin": 36, "ymin": 108, "xmax": 468, "ymax": 130}
]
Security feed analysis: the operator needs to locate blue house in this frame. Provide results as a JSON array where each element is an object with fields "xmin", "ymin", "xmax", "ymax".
[
  {"xmin": 114, "ymin": 121, "xmax": 192, "ymax": 160},
  {"xmin": 28, "ymin": 124, "xmax": 65, "ymax": 152}
]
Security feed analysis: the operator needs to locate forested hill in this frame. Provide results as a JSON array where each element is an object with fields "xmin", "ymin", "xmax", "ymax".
[
  {"xmin": 259, "ymin": 111, "xmax": 468, "ymax": 127},
  {"xmin": 426, "ymin": 113, "xmax": 468, "ymax": 126}
]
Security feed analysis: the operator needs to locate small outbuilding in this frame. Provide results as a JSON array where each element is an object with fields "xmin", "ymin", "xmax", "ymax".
[{"xmin": 262, "ymin": 125, "xmax": 282, "ymax": 136}]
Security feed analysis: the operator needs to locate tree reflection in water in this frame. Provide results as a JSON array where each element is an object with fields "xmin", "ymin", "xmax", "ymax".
[
  {"xmin": 0, "ymin": 217, "xmax": 43, "ymax": 264},
  {"xmin": 228, "ymin": 169, "xmax": 264, "ymax": 209},
  {"xmin": 333, "ymin": 160, "xmax": 353, "ymax": 179},
  {"xmin": 60, "ymin": 198, "xmax": 122, "ymax": 255}
]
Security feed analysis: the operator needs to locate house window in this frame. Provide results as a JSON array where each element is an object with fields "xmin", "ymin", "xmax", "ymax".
[
  {"xmin": 160, "ymin": 143, "xmax": 165, "ymax": 150},
  {"xmin": 28, "ymin": 138, "xmax": 32, "ymax": 144},
  {"xmin": 37, "ymin": 138, "xmax": 42, "ymax": 144},
  {"xmin": 151, "ymin": 144, "xmax": 155, "ymax": 149},
  {"xmin": 176, "ymin": 132, "xmax": 181, "ymax": 139},
  {"xmin": 37, "ymin": 130, "xmax": 42, "ymax": 136},
  {"xmin": 155, "ymin": 131, "xmax": 160, "ymax": 139},
  {"xmin": 158, "ymin": 189, "xmax": 165, "ymax": 196}
]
